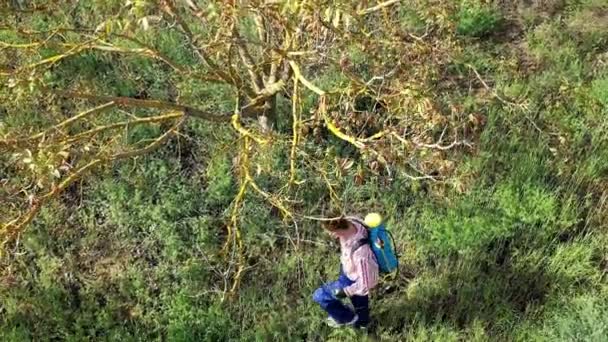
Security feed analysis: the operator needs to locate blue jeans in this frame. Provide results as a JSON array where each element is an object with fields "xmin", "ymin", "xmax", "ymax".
[{"xmin": 312, "ymin": 268, "xmax": 370, "ymax": 327}]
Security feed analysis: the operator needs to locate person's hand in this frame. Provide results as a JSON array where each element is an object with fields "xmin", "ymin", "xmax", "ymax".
[{"xmin": 333, "ymin": 288, "xmax": 347, "ymax": 299}]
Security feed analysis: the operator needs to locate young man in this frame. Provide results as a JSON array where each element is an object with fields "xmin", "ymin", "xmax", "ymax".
[{"xmin": 312, "ymin": 216, "xmax": 379, "ymax": 328}]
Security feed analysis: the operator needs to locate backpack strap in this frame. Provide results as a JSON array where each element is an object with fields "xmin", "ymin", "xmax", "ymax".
[
  {"xmin": 345, "ymin": 216, "xmax": 372, "ymax": 256},
  {"xmin": 346, "ymin": 216, "xmax": 369, "ymax": 229},
  {"xmin": 347, "ymin": 217, "xmax": 369, "ymax": 250},
  {"xmin": 385, "ymin": 229, "xmax": 400, "ymax": 259},
  {"xmin": 354, "ymin": 237, "xmax": 369, "ymax": 252}
]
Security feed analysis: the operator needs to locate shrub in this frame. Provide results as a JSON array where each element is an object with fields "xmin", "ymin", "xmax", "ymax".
[
  {"xmin": 205, "ymin": 151, "xmax": 235, "ymax": 209},
  {"xmin": 166, "ymin": 293, "xmax": 235, "ymax": 342},
  {"xmin": 521, "ymin": 295, "xmax": 608, "ymax": 341},
  {"xmin": 590, "ymin": 78, "xmax": 608, "ymax": 107},
  {"xmin": 457, "ymin": 1, "xmax": 503, "ymax": 37}
]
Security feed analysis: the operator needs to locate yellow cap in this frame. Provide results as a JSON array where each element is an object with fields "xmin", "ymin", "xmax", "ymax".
[{"xmin": 364, "ymin": 213, "xmax": 383, "ymax": 228}]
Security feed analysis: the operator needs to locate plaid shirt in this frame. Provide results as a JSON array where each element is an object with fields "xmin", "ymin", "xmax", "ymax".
[{"xmin": 340, "ymin": 219, "xmax": 379, "ymax": 296}]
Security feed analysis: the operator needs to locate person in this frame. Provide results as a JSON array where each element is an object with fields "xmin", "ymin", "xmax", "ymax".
[{"xmin": 312, "ymin": 216, "xmax": 379, "ymax": 328}]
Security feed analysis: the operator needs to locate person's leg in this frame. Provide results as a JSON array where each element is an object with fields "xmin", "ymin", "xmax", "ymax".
[
  {"xmin": 350, "ymin": 295, "xmax": 370, "ymax": 328},
  {"xmin": 312, "ymin": 281, "xmax": 356, "ymax": 324}
]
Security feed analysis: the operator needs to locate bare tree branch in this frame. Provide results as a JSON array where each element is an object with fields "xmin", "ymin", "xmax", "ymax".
[
  {"xmin": 161, "ymin": 0, "xmax": 235, "ymax": 84},
  {"xmin": 0, "ymin": 102, "xmax": 116, "ymax": 148},
  {"xmin": 357, "ymin": 0, "xmax": 402, "ymax": 16},
  {"xmin": 0, "ymin": 118, "xmax": 185, "ymax": 252},
  {"xmin": 52, "ymin": 90, "xmax": 232, "ymax": 122},
  {"xmin": 234, "ymin": 32, "xmax": 265, "ymax": 94}
]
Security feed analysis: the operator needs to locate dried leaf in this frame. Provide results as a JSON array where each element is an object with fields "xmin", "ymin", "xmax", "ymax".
[
  {"xmin": 332, "ymin": 10, "xmax": 341, "ymax": 28},
  {"xmin": 343, "ymin": 159, "xmax": 354, "ymax": 170},
  {"xmin": 369, "ymin": 161, "xmax": 379, "ymax": 174},
  {"xmin": 354, "ymin": 168, "xmax": 365, "ymax": 185},
  {"xmin": 141, "ymin": 17, "xmax": 149, "ymax": 31},
  {"xmin": 376, "ymin": 154, "xmax": 387, "ymax": 165},
  {"xmin": 95, "ymin": 21, "xmax": 106, "ymax": 33}
]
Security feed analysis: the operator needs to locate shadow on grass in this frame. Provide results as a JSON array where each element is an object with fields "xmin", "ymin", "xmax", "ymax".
[{"xmin": 370, "ymin": 247, "xmax": 551, "ymax": 335}]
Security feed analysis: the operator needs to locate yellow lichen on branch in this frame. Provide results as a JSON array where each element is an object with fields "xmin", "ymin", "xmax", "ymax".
[
  {"xmin": 357, "ymin": 0, "xmax": 401, "ymax": 16},
  {"xmin": 223, "ymin": 135, "xmax": 251, "ymax": 300},
  {"xmin": 26, "ymin": 102, "xmax": 115, "ymax": 142},
  {"xmin": 288, "ymin": 76, "xmax": 300, "ymax": 186},
  {"xmin": 0, "ymin": 117, "xmax": 185, "ymax": 255},
  {"xmin": 289, "ymin": 61, "xmax": 325, "ymax": 96},
  {"xmin": 21, "ymin": 39, "xmax": 96, "ymax": 70},
  {"xmin": 322, "ymin": 113, "xmax": 366, "ymax": 149},
  {"xmin": 226, "ymin": 176, "xmax": 248, "ymax": 299},
  {"xmin": 231, "ymin": 114, "xmax": 269, "ymax": 145},
  {"xmin": 66, "ymin": 112, "xmax": 184, "ymax": 144},
  {"xmin": 246, "ymin": 174, "xmax": 293, "ymax": 220},
  {"xmin": 290, "ymin": 61, "xmax": 367, "ymax": 150}
]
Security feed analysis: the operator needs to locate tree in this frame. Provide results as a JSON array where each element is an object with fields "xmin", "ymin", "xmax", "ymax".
[{"xmin": 1, "ymin": 0, "xmax": 477, "ymax": 295}]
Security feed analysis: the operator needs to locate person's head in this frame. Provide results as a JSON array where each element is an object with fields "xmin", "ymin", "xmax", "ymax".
[{"xmin": 323, "ymin": 217, "xmax": 355, "ymax": 239}]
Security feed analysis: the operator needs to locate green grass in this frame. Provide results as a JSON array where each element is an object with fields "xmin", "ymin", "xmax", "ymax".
[
  {"xmin": 456, "ymin": 1, "xmax": 503, "ymax": 37},
  {"xmin": 1, "ymin": 0, "xmax": 608, "ymax": 341}
]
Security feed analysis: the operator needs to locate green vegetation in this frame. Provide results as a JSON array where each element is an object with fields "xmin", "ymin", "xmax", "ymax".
[
  {"xmin": 1, "ymin": 0, "xmax": 607, "ymax": 341},
  {"xmin": 456, "ymin": 1, "xmax": 502, "ymax": 37}
]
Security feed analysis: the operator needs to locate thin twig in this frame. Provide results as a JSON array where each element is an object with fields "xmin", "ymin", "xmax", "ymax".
[
  {"xmin": 466, "ymin": 63, "xmax": 543, "ymax": 134},
  {"xmin": 357, "ymin": 0, "xmax": 401, "ymax": 16}
]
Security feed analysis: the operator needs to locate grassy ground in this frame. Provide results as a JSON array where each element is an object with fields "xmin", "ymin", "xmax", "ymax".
[{"xmin": 1, "ymin": 0, "xmax": 607, "ymax": 341}]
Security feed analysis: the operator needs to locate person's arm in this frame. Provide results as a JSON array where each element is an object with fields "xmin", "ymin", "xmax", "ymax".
[{"xmin": 343, "ymin": 248, "xmax": 378, "ymax": 297}]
